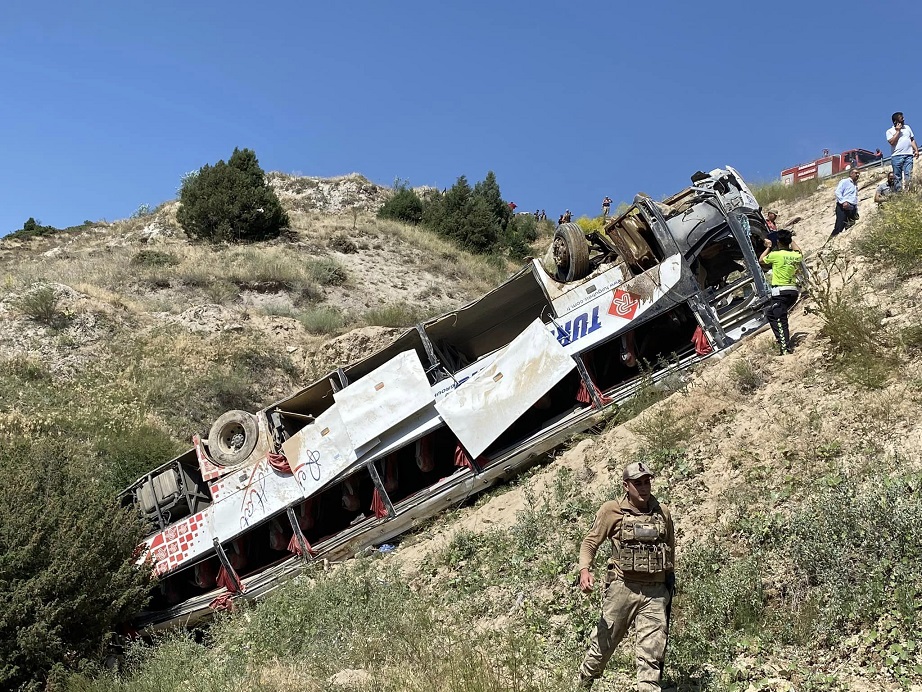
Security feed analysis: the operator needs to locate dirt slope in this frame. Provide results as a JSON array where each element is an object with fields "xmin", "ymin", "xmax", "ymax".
[{"xmin": 3, "ymin": 169, "xmax": 920, "ymax": 690}]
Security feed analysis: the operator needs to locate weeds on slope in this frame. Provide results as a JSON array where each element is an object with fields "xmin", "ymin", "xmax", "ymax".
[
  {"xmin": 807, "ymin": 250, "xmax": 896, "ymax": 388},
  {"xmin": 856, "ymin": 190, "xmax": 922, "ymax": 276},
  {"xmin": 62, "ymin": 459, "xmax": 922, "ymax": 691},
  {"xmin": 749, "ymin": 178, "xmax": 822, "ymax": 207}
]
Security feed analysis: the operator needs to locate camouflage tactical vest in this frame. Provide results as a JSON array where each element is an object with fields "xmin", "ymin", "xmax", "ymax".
[{"xmin": 617, "ymin": 508, "xmax": 673, "ymax": 575}]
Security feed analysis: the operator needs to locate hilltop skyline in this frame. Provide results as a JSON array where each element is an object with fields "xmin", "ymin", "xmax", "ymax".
[{"xmin": 3, "ymin": 0, "xmax": 920, "ymax": 235}]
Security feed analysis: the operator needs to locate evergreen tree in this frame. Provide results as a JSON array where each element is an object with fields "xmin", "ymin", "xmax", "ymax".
[
  {"xmin": 473, "ymin": 170, "xmax": 511, "ymax": 231},
  {"xmin": 177, "ymin": 148, "xmax": 289, "ymax": 243},
  {"xmin": 0, "ymin": 439, "xmax": 151, "ymax": 690},
  {"xmin": 423, "ymin": 176, "xmax": 499, "ymax": 253},
  {"xmin": 378, "ymin": 182, "xmax": 424, "ymax": 224}
]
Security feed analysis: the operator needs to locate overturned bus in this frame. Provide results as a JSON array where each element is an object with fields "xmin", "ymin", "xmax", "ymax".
[{"xmin": 120, "ymin": 166, "xmax": 771, "ymax": 632}]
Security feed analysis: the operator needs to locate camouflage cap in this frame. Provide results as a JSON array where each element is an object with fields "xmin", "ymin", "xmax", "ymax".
[{"xmin": 623, "ymin": 461, "xmax": 655, "ymax": 481}]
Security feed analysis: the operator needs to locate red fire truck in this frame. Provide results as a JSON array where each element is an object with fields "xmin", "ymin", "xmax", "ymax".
[{"xmin": 781, "ymin": 148, "xmax": 882, "ymax": 185}]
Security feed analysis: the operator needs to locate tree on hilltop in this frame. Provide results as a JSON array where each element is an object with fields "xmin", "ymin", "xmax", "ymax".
[{"xmin": 177, "ymin": 148, "xmax": 289, "ymax": 243}]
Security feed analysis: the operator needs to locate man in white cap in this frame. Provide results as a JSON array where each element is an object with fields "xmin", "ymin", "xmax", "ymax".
[{"xmin": 577, "ymin": 461, "xmax": 675, "ymax": 690}]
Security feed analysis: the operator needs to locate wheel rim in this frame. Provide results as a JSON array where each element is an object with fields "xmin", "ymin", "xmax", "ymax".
[{"xmin": 220, "ymin": 423, "xmax": 247, "ymax": 453}]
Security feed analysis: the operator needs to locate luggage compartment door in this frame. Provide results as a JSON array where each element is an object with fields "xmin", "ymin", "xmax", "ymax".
[
  {"xmin": 435, "ymin": 319, "xmax": 576, "ymax": 460},
  {"xmin": 334, "ymin": 350, "xmax": 435, "ymax": 450},
  {"xmin": 281, "ymin": 404, "xmax": 372, "ymax": 496}
]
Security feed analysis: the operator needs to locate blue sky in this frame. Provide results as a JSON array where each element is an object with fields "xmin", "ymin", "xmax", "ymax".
[{"xmin": 2, "ymin": 1, "xmax": 920, "ymax": 236}]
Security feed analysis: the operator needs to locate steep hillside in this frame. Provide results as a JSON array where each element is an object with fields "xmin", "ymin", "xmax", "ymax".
[
  {"xmin": 4, "ymin": 170, "xmax": 922, "ymax": 692},
  {"xmin": 0, "ymin": 174, "xmax": 511, "ymax": 478}
]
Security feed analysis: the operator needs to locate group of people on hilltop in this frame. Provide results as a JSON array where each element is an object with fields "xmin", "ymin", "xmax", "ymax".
[{"xmin": 830, "ymin": 110, "xmax": 919, "ymax": 240}]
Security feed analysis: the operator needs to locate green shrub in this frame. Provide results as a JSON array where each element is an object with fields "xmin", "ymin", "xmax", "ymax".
[
  {"xmin": 808, "ymin": 251, "xmax": 895, "ymax": 387},
  {"xmin": 501, "ymin": 213, "xmax": 538, "ymax": 260},
  {"xmin": 630, "ymin": 407, "xmax": 690, "ymax": 464},
  {"xmin": 730, "ymin": 358, "xmax": 765, "ymax": 393},
  {"xmin": 856, "ymin": 191, "xmax": 922, "ymax": 276},
  {"xmin": 15, "ymin": 284, "xmax": 66, "ymax": 327},
  {"xmin": 899, "ymin": 322, "xmax": 922, "ymax": 353},
  {"xmin": 423, "ymin": 176, "xmax": 500, "ymax": 253},
  {"xmin": 0, "ymin": 439, "xmax": 151, "ymax": 691},
  {"xmin": 129, "ymin": 250, "xmax": 179, "ymax": 268},
  {"xmin": 177, "ymin": 148, "xmax": 289, "ymax": 243},
  {"xmin": 6, "ymin": 217, "xmax": 59, "ymax": 240},
  {"xmin": 94, "ymin": 422, "xmax": 187, "ymax": 490},
  {"xmin": 574, "ymin": 215, "xmax": 605, "ymax": 233},
  {"xmin": 780, "ymin": 476, "xmax": 922, "ymax": 634},
  {"xmin": 362, "ymin": 302, "xmax": 434, "ymax": 327},
  {"xmin": 328, "ymin": 234, "xmax": 358, "ymax": 253},
  {"xmin": 130, "ymin": 203, "xmax": 153, "ymax": 219},
  {"xmin": 670, "ymin": 545, "xmax": 765, "ymax": 681},
  {"xmin": 378, "ymin": 183, "xmax": 424, "ymax": 224},
  {"xmin": 749, "ymin": 177, "xmax": 822, "ymax": 206},
  {"xmin": 298, "ymin": 306, "xmax": 344, "ymax": 334},
  {"xmin": 306, "ymin": 257, "xmax": 347, "ymax": 286}
]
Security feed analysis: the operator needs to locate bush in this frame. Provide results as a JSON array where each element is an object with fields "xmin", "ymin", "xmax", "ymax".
[
  {"xmin": 423, "ymin": 176, "xmax": 500, "ymax": 253},
  {"xmin": 808, "ymin": 251, "xmax": 895, "ymax": 387},
  {"xmin": 378, "ymin": 183, "xmax": 424, "ymax": 224},
  {"xmin": 362, "ymin": 302, "xmax": 435, "ymax": 327},
  {"xmin": 129, "ymin": 250, "xmax": 179, "ymax": 268},
  {"xmin": 0, "ymin": 439, "xmax": 151, "ymax": 691},
  {"xmin": 7, "ymin": 217, "xmax": 59, "ymax": 240},
  {"xmin": 177, "ymin": 148, "xmax": 289, "ymax": 243},
  {"xmin": 306, "ymin": 257, "xmax": 347, "ymax": 286},
  {"xmin": 15, "ymin": 284, "xmax": 66, "ymax": 327},
  {"xmin": 328, "ymin": 234, "xmax": 358, "ymax": 253},
  {"xmin": 749, "ymin": 177, "xmax": 822, "ymax": 206},
  {"xmin": 298, "ymin": 306, "xmax": 344, "ymax": 334},
  {"xmin": 730, "ymin": 358, "xmax": 765, "ymax": 394},
  {"xmin": 856, "ymin": 191, "xmax": 922, "ymax": 276},
  {"xmin": 767, "ymin": 475, "xmax": 922, "ymax": 648}
]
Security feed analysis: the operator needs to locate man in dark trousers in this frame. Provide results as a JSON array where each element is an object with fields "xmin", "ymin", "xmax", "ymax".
[
  {"xmin": 577, "ymin": 461, "xmax": 675, "ymax": 690},
  {"xmin": 830, "ymin": 168, "xmax": 860, "ymax": 239},
  {"xmin": 759, "ymin": 229, "xmax": 803, "ymax": 355}
]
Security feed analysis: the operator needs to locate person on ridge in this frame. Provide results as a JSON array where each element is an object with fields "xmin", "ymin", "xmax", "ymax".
[
  {"xmin": 830, "ymin": 168, "xmax": 860, "ymax": 239},
  {"xmin": 886, "ymin": 111, "xmax": 919, "ymax": 191},
  {"xmin": 875, "ymin": 171, "xmax": 897, "ymax": 206},
  {"xmin": 759, "ymin": 229, "xmax": 803, "ymax": 356},
  {"xmin": 577, "ymin": 461, "xmax": 675, "ymax": 690}
]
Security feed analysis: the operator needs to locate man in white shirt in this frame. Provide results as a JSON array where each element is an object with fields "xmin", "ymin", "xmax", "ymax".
[
  {"xmin": 830, "ymin": 168, "xmax": 860, "ymax": 239},
  {"xmin": 886, "ymin": 111, "xmax": 920, "ymax": 191}
]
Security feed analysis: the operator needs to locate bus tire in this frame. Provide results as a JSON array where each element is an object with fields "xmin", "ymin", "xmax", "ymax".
[{"xmin": 208, "ymin": 410, "xmax": 259, "ymax": 466}]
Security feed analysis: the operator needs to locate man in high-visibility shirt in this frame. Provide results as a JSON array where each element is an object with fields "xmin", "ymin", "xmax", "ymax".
[{"xmin": 759, "ymin": 229, "xmax": 803, "ymax": 356}]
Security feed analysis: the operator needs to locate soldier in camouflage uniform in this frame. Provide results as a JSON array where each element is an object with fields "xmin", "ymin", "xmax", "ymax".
[{"xmin": 577, "ymin": 461, "xmax": 675, "ymax": 690}]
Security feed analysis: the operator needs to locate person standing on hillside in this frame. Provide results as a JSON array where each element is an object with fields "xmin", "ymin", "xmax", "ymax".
[
  {"xmin": 830, "ymin": 168, "xmax": 860, "ymax": 239},
  {"xmin": 759, "ymin": 229, "xmax": 803, "ymax": 356},
  {"xmin": 887, "ymin": 112, "xmax": 919, "ymax": 191},
  {"xmin": 577, "ymin": 462, "xmax": 675, "ymax": 690},
  {"xmin": 563, "ymin": 209, "xmax": 572, "ymax": 223},
  {"xmin": 601, "ymin": 196, "xmax": 612, "ymax": 217}
]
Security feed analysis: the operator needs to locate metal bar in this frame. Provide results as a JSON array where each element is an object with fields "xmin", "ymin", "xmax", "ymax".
[
  {"xmin": 212, "ymin": 539, "xmax": 243, "ymax": 593},
  {"xmin": 366, "ymin": 463, "xmax": 397, "ymax": 518},
  {"xmin": 286, "ymin": 506, "xmax": 311, "ymax": 560},
  {"xmin": 573, "ymin": 355, "xmax": 605, "ymax": 409}
]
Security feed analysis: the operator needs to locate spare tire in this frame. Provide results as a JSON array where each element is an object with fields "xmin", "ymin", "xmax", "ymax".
[
  {"xmin": 208, "ymin": 410, "xmax": 259, "ymax": 467},
  {"xmin": 553, "ymin": 223, "xmax": 590, "ymax": 281}
]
